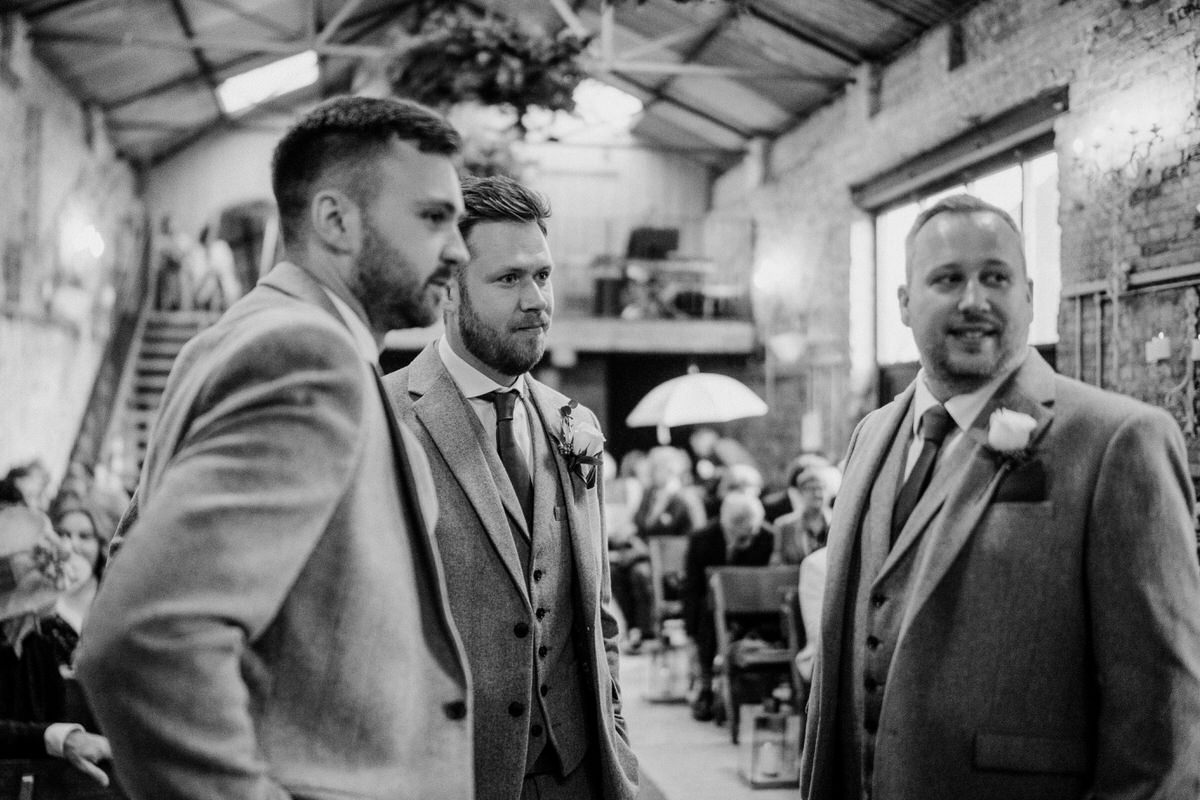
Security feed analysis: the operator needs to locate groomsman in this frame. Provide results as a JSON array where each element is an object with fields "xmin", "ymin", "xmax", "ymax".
[
  {"xmin": 801, "ymin": 194, "xmax": 1200, "ymax": 799},
  {"xmin": 386, "ymin": 175, "xmax": 638, "ymax": 800}
]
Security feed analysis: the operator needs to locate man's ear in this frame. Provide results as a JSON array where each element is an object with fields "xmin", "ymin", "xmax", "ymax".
[
  {"xmin": 310, "ymin": 189, "xmax": 362, "ymax": 255},
  {"xmin": 443, "ymin": 273, "xmax": 462, "ymax": 316},
  {"xmin": 897, "ymin": 284, "xmax": 911, "ymax": 328}
]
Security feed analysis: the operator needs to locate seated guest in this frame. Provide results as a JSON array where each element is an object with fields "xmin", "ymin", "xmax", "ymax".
[
  {"xmin": 613, "ymin": 446, "xmax": 705, "ymax": 650},
  {"xmin": 683, "ymin": 491, "xmax": 775, "ymax": 721},
  {"xmin": 762, "ymin": 452, "xmax": 833, "ymax": 522},
  {"xmin": 690, "ymin": 427, "xmax": 757, "ymax": 518},
  {"xmin": 0, "ymin": 506, "xmax": 111, "ymax": 786},
  {"xmin": 773, "ymin": 463, "xmax": 841, "ymax": 565}
]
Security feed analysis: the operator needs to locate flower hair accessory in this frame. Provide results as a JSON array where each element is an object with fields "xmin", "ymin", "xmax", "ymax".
[
  {"xmin": 553, "ymin": 400, "xmax": 605, "ymax": 488},
  {"xmin": 986, "ymin": 408, "xmax": 1037, "ymax": 463}
]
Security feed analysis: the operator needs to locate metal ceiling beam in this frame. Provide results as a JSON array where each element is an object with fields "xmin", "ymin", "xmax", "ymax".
[
  {"xmin": 168, "ymin": 0, "xmax": 226, "ymax": 119},
  {"xmin": 741, "ymin": 1, "xmax": 865, "ymax": 65},
  {"xmin": 615, "ymin": 17, "xmax": 721, "ymax": 62},
  {"xmin": 102, "ymin": 52, "xmax": 261, "ymax": 110},
  {"xmin": 858, "ymin": 0, "xmax": 937, "ymax": 29},
  {"xmin": 618, "ymin": 74, "xmax": 753, "ymax": 141},
  {"xmin": 588, "ymin": 58, "xmax": 842, "ymax": 82},
  {"xmin": 18, "ymin": 0, "xmax": 100, "ymax": 21},
  {"xmin": 194, "ymin": 0, "xmax": 301, "ymax": 39},
  {"xmin": 315, "ymin": 0, "xmax": 364, "ymax": 47},
  {"xmin": 30, "ymin": 29, "xmax": 390, "ymax": 59}
]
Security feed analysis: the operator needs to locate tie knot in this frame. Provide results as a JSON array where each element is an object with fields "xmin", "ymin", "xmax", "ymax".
[
  {"xmin": 920, "ymin": 405, "xmax": 956, "ymax": 444},
  {"xmin": 487, "ymin": 390, "xmax": 518, "ymax": 421}
]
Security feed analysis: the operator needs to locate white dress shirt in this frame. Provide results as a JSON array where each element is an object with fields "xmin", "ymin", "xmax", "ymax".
[
  {"xmin": 437, "ymin": 336, "xmax": 533, "ymax": 470},
  {"xmin": 905, "ymin": 352, "xmax": 1028, "ymax": 480},
  {"xmin": 322, "ymin": 288, "xmax": 380, "ymax": 365}
]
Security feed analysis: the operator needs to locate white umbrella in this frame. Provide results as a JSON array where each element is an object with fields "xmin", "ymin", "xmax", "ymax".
[{"xmin": 625, "ymin": 371, "xmax": 768, "ymax": 444}]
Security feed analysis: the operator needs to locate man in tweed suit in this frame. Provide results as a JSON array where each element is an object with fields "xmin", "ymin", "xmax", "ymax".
[
  {"xmin": 800, "ymin": 194, "xmax": 1200, "ymax": 799},
  {"xmin": 386, "ymin": 176, "xmax": 638, "ymax": 800}
]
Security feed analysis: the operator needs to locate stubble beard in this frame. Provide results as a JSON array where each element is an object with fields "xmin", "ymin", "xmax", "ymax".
[
  {"xmin": 458, "ymin": 279, "xmax": 546, "ymax": 378},
  {"xmin": 353, "ymin": 224, "xmax": 444, "ymax": 332}
]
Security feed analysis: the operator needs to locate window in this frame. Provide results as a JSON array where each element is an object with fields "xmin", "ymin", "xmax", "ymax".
[{"xmin": 873, "ymin": 150, "xmax": 1061, "ymax": 365}]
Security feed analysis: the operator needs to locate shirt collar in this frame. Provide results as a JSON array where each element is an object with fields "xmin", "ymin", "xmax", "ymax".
[
  {"xmin": 321, "ymin": 288, "xmax": 378, "ymax": 364},
  {"xmin": 911, "ymin": 352, "xmax": 1027, "ymax": 439},
  {"xmin": 437, "ymin": 335, "xmax": 525, "ymax": 399}
]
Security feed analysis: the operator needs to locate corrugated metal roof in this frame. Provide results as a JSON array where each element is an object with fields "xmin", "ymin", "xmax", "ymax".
[{"xmin": 10, "ymin": 0, "xmax": 982, "ymax": 170}]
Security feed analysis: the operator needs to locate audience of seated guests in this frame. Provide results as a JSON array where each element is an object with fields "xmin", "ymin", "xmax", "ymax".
[
  {"xmin": 0, "ymin": 505, "xmax": 111, "ymax": 786},
  {"xmin": 683, "ymin": 491, "xmax": 776, "ymax": 722},
  {"xmin": 773, "ymin": 462, "xmax": 841, "ymax": 565},
  {"xmin": 611, "ymin": 446, "xmax": 706, "ymax": 652}
]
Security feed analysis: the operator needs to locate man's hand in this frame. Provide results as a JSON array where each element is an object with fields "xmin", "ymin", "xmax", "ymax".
[{"xmin": 62, "ymin": 729, "xmax": 112, "ymax": 787}]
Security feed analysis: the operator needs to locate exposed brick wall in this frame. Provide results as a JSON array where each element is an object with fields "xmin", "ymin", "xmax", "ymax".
[
  {"xmin": 0, "ymin": 46, "xmax": 140, "ymax": 483},
  {"xmin": 712, "ymin": 0, "xmax": 1200, "ymax": 473}
]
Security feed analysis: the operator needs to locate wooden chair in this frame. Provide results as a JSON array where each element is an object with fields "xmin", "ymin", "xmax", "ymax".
[
  {"xmin": 647, "ymin": 535, "xmax": 689, "ymax": 640},
  {"xmin": 709, "ymin": 565, "xmax": 800, "ymax": 744}
]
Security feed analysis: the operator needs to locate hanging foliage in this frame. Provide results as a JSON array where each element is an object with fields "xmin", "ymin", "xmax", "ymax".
[{"xmin": 386, "ymin": 7, "xmax": 592, "ymax": 135}]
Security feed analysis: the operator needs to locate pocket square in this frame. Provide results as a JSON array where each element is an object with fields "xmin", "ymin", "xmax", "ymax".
[{"xmin": 992, "ymin": 459, "xmax": 1046, "ymax": 503}]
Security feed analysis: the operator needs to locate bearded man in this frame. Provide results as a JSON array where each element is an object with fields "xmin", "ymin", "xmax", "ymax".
[{"xmin": 385, "ymin": 175, "xmax": 638, "ymax": 800}]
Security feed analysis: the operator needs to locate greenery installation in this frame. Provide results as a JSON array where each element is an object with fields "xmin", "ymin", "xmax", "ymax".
[{"xmin": 386, "ymin": 6, "xmax": 592, "ymax": 137}]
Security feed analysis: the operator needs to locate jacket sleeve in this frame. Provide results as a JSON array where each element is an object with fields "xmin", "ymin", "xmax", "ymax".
[
  {"xmin": 76, "ymin": 320, "xmax": 365, "ymax": 800},
  {"xmin": 1086, "ymin": 406, "xmax": 1200, "ymax": 798}
]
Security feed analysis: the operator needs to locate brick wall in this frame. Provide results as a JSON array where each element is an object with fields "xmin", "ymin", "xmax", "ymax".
[
  {"xmin": 0, "ymin": 40, "xmax": 141, "ymax": 483},
  {"xmin": 712, "ymin": 0, "xmax": 1200, "ymax": 474}
]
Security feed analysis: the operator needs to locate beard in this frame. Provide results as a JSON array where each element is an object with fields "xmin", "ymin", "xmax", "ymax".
[
  {"xmin": 458, "ymin": 279, "xmax": 547, "ymax": 378},
  {"xmin": 351, "ymin": 224, "xmax": 447, "ymax": 331}
]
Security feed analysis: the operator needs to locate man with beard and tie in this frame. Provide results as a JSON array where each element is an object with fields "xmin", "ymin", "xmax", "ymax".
[
  {"xmin": 77, "ymin": 96, "xmax": 475, "ymax": 800},
  {"xmin": 800, "ymin": 194, "xmax": 1200, "ymax": 799},
  {"xmin": 386, "ymin": 175, "xmax": 638, "ymax": 800}
]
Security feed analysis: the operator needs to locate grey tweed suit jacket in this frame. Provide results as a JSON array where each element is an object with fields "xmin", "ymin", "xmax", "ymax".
[
  {"xmin": 386, "ymin": 343, "xmax": 638, "ymax": 800},
  {"xmin": 801, "ymin": 348, "xmax": 1200, "ymax": 800},
  {"xmin": 78, "ymin": 264, "xmax": 474, "ymax": 800}
]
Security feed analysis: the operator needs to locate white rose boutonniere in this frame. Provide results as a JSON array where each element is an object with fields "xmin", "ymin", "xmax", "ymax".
[
  {"xmin": 986, "ymin": 408, "xmax": 1037, "ymax": 463},
  {"xmin": 553, "ymin": 400, "xmax": 605, "ymax": 488}
]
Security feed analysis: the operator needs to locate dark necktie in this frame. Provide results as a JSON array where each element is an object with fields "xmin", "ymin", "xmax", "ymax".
[
  {"xmin": 891, "ymin": 404, "xmax": 956, "ymax": 545},
  {"xmin": 486, "ymin": 390, "xmax": 534, "ymax": 529}
]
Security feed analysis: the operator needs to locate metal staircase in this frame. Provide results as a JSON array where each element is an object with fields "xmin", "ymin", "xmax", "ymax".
[{"xmin": 102, "ymin": 308, "xmax": 219, "ymax": 489}]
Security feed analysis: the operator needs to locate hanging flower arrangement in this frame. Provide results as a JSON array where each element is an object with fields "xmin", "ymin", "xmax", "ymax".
[{"xmin": 386, "ymin": 7, "xmax": 592, "ymax": 136}]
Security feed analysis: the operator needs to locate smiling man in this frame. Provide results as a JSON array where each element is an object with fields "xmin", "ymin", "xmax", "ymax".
[
  {"xmin": 800, "ymin": 194, "xmax": 1200, "ymax": 800},
  {"xmin": 78, "ymin": 96, "xmax": 475, "ymax": 800},
  {"xmin": 386, "ymin": 175, "xmax": 638, "ymax": 800}
]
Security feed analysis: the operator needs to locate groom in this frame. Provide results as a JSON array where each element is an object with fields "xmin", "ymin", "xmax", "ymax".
[
  {"xmin": 800, "ymin": 194, "xmax": 1200, "ymax": 799},
  {"xmin": 385, "ymin": 175, "xmax": 638, "ymax": 800}
]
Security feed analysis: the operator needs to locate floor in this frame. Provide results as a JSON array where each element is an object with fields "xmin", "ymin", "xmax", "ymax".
[{"xmin": 621, "ymin": 649, "xmax": 801, "ymax": 800}]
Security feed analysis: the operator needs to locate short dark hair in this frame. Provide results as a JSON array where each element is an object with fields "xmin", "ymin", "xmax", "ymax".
[
  {"xmin": 904, "ymin": 193, "xmax": 1025, "ymax": 278},
  {"xmin": 271, "ymin": 95, "xmax": 461, "ymax": 249},
  {"xmin": 458, "ymin": 175, "xmax": 551, "ymax": 247}
]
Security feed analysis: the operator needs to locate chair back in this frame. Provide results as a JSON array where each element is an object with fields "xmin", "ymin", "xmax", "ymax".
[
  {"xmin": 647, "ymin": 535, "xmax": 689, "ymax": 610},
  {"xmin": 709, "ymin": 565, "xmax": 800, "ymax": 617}
]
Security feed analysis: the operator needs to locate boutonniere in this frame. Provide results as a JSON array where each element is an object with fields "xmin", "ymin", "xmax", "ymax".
[
  {"xmin": 986, "ymin": 408, "xmax": 1037, "ymax": 466},
  {"xmin": 552, "ymin": 400, "xmax": 605, "ymax": 488}
]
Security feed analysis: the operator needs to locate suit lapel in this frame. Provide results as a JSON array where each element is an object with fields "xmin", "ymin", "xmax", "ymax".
[
  {"xmin": 408, "ymin": 346, "xmax": 530, "ymax": 599},
  {"xmin": 895, "ymin": 350, "xmax": 1057, "ymax": 641},
  {"xmin": 527, "ymin": 380, "xmax": 601, "ymax": 605}
]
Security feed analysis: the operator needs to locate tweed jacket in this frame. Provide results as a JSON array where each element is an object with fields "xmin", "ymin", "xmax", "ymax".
[
  {"xmin": 800, "ymin": 349, "xmax": 1200, "ymax": 800},
  {"xmin": 385, "ymin": 343, "xmax": 638, "ymax": 800},
  {"xmin": 77, "ymin": 264, "xmax": 474, "ymax": 800}
]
